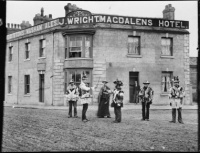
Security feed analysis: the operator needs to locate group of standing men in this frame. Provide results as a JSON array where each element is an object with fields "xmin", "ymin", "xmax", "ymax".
[{"xmin": 65, "ymin": 74, "xmax": 185, "ymax": 124}]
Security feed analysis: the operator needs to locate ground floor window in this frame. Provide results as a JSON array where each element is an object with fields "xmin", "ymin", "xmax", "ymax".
[
  {"xmin": 8, "ymin": 76, "xmax": 12, "ymax": 94},
  {"xmin": 24, "ymin": 75, "xmax": 30, "ymax": 94},
  {"xmin": 64, "ymin": 69, "xmax": 92, "ymax": 93},
  {"xmin": 39, "ymin": 74, "xmax": 45, "ymax": 102},
  {"xmin": 161, "ymin": 71, "xmax": 173, "ymax": 93}
]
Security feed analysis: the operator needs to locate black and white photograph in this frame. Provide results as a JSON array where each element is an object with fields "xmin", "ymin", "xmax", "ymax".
[{"xmin": 1, "ymin": 1, "xmax": 199, "ymax": 152}]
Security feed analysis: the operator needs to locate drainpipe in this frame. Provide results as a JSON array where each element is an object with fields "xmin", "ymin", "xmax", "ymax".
[
  {"xmin": 51, "ymin": 30, "xmax": 55, "ymax": 106},
  {"xmin": 17, "ymin": 39, "xmax": 19, "ymax": 104}
]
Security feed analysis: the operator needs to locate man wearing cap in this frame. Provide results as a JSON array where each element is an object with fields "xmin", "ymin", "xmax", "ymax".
[
  {"xmin": 111, "ymin": 79, "xmax": 124, "ymax": 123},
  {"xmin": 97, "ymin": 80, "xmax": 111, "ymax": 118},
  {"xmin": 65, "ymin": 79, "xmax": 79, "ymax": 118},
  {"xmin": 139, "ymin": 80, "xmax": 154, "ymax": 121},
  {"xmin": 169, "ymin": 76, "xmax": 185, "ymax": 124},
  {"xmin": 79, "ymin": 74, "xmax": 96, "ymax": 122}
]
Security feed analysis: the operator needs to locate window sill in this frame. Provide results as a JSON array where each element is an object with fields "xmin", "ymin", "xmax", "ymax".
[
  {"xmin": 8, "ymin": 61, "xmax": 13, "ymax": 63},
  {"xmin": 38, "ymin": 57, "xmax": 46, "ymax": 59},
  {"xmin": 65, "ymin": 58, "xmax": 93, "ymax": 61},
  {"xmin": 24, "ymin": 94, "xmax": 31, "ymax": 97},
  {"xmin": 160, "ymin": 93, "xmax": 169, "ymax": 96},
  {"xmin": 24, "ymin": 59, "xmax": 30, "ymax": 61},
  {"xmin": 160, "ymin": 56, "xmax": 174, "ymax": 59},
  {"xmin": 7, "ymin": 94, "xmax": 12, "ymax": 96},
  {"xmin": 126, "ymin": 54, "xmax": 142, "ymax": 58}
]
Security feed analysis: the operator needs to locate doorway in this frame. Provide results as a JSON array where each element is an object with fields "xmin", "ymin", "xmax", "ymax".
[
  {"xmin": 39, "ymin": 74, "xmax": 45, "ymax": 102},
  {"xmin": 129, "ymin": 72, "xmax": 139, "ymax": 103}
]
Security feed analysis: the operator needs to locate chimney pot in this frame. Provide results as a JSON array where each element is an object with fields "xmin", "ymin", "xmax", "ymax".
[
  {"xmin": 7, "ymin": 23, "xmax": 10, "ymax": 28},
  {"xmin": 41, "ymin": 7, "xmax": 44, "ymax": 16}
]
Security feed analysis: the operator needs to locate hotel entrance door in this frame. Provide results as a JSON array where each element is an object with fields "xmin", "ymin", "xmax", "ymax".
[{"xmin": 129, "ymin": 72, "xmax": 139, "ymax": 103}]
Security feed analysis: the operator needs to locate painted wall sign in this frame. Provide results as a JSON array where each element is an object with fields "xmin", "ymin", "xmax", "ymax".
[
  {"xmin": 7, "ymin": 18, "xmax": 64, "ymax": 40},
  {"xmin": 64, "ymin": 10, "xmax": 189, "ymax": 29}
]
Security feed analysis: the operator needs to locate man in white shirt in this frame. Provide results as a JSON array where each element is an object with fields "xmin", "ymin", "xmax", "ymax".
[
  {"xmin": 79, "ymin": 75, "xmax": 96, "ymax": 122},
  {"xmin": 169, "ymin": 76, "xmax": 185, "ymax": 124}
]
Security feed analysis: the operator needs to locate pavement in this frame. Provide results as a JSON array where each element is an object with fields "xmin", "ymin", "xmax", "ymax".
[{"xmin": 3, "ymin": 102, "xmax": 198, "ymax": 110}]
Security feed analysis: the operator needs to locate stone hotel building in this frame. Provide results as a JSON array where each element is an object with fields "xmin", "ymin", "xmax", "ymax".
[{"xmin": 5, "ymin": 3, "xmax": 191, "ymax": 106}]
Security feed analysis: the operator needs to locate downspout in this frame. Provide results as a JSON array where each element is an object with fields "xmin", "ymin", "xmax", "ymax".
[
  {"xmin": 17, "ymin": 39, "xmax": 19, "ymax": 104},
  {"xmin": 51, "ymin": 30, "xmax": 55, "ymax": 106}
]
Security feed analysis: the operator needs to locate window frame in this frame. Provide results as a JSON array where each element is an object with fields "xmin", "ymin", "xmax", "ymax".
[
  {"xmin": 39, "ymin": 39, "xmax": 46, "ymax": 58},
  {"xmin": 25, "ymin": 42, "xmax": 30, "ymax": 60},
  {"xmin": 127, "ymin": 36, "xmax": 140, "ymax": 55},
  {"xmin": 65, "ymin": 35, "xmax": 93, "ymax": 59},
  {"xmin": 8, "ymin": 46, "xmax": 13, "ymax": 62},
  {"xmin": 161, "ymin": 37, "xmax": 173, "ymax": 56},
  {"xmin": 8, "ymin": 76, "xmax": 12, "ymax": 94},
  {"xmin": 24, "ymin": 75, "xmax": 30, "ymax": 94},
  {"xmin": 161, "ymin": 71, "xmax": 173, "ymax": 93}
]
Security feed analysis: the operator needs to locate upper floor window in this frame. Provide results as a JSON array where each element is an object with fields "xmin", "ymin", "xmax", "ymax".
[
  {"xmin": 25, "ymin": 43, "xmax": 30, "ymax": 59},
  {"xmin": 161, "ymin": 38, "xmax": 173, "ymax": 56},
  {"xmin": 65, "ymin": 35, "xmax": 92, "ymax": 58},
  {"xmin": 161, "ymin": 72, "xmax": 173, "ymax": 93},
  {"xmin": 8, "ymin": 76, "xmax": 12, "ymax": 94},
  {"xmin": 24, "ymin": 75, "xmax": 30, "ymax": 94},
  {"xmin": 128, "ymin": 36, "xmax": 140, "ymax": 55},
  {"xmin": 9, "ymin": 46, "xmax": 13, "ymax": 62},
  {"xmin": 39, "ymin": 39, "xmax": 46, "ymax": 57}
]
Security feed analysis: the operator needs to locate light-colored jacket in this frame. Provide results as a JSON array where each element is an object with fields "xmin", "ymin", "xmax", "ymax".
[
  {"xmin": 169, "ymin": 85, "xmax": 185, "ymax": 108},
  {"xmin": 79, "ymin": 82, "xmax": 95, "ymax": 104},
  {"xmin": 65, "ymin": 85, "xmax": 79, "ymax": 101}
]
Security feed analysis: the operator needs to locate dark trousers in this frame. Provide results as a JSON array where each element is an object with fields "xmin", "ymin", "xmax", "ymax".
[
  {"xmin": 82, "ymin": 103, "xmax": 88, "ymax": 120},
  {"xmin": 178, "ymin": 108, "xmax": 183, "ymax": 123},
  {"xmin": 142, "ymin": 102, "xmax": 150, "ymax": 119},
  {"xmin": 68, "ymin": 101, "xmax": 77, "ymax": 117},
  {"xmin": 171, "ymin": 108, "xmax": 183, "ymax": 123},
  {"xmin": 114, "ymin": 106, "xmax": 122, "ymax": 122}
]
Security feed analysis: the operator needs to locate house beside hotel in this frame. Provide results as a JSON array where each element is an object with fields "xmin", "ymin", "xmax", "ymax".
[{"xmin": 5, "ymin": 3, "xmax": 191, "ymax": 106}]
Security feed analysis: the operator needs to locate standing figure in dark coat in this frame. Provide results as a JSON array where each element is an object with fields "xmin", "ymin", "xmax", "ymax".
[
  {"xmin": 111, "ymin": 79, "xmax": 124, "ymax": 123},
  {"xmin": 97, "ymin": 80, "xmax": 111, "ymax": 118},
  {"xmin": 139, "ymin": 80, "xmax": 154, "ymax": 121}
]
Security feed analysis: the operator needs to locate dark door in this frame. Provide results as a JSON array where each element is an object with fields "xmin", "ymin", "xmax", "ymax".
[
  {"xmin": 39, "ymin": 74, "xmax": 44, "ymax": 102},
  {"xmin": 129, "ymin": 72, "xmax": 139, "ymax": 103}
]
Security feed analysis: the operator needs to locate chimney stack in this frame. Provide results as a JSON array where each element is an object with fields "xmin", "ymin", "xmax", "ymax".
[
  {"xmin": 163, "ymin": 4, "xmax": 175, "ymax": 20},
  {"xmin": 49, "ymin": 14, "xmax": 52, "ymax": 19},
  {"xmin": 64, "ymin": 3, "xmax": 82, "ymax": 16}
]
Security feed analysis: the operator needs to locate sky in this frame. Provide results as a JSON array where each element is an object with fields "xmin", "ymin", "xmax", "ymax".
[{"xmin": 6, "ymin": 1, "xmax": 198, "ymax": 57}]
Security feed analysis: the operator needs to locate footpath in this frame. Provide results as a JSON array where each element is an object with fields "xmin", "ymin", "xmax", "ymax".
[{"xmin": 4, "ymin": 102, "xmax": 198, "ymax": 110}]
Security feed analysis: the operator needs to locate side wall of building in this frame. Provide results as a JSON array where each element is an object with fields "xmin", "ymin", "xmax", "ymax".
[
  {"xmin": 5, "ymin": 33, "xmax": 54, "ymax": 106},
  {"xmin": 5, "ymin": 42, "xmax": 19, "ymax": 104}
]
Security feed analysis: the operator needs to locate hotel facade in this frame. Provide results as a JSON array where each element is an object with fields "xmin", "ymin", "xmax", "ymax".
[{"xmin": 5, "ymin": 3, "xmax": 191, "ymax": 106}]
